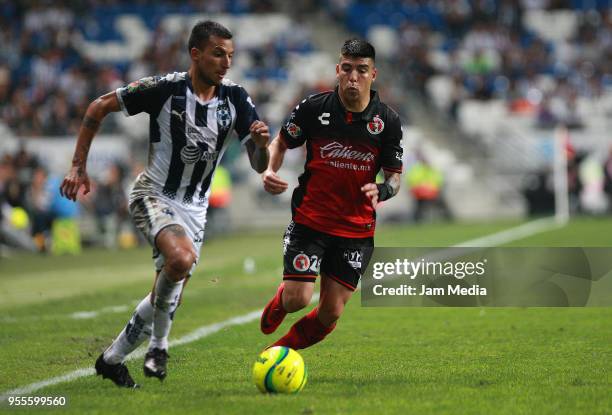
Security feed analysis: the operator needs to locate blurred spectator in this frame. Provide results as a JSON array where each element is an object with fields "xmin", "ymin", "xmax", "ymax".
[
  {"xmin": 90, "ymin": 163, "xmax": 129, "ymax": 248},
  {"xmin": 24, "ymin": 166, "xmax": 53, "ymax": 251},
  {"xmin": 603, "ymin": 146, "xmax": 612, "ymax": 213},
  {"xmin": 522, "ymin": 169, "xmax": 555, "ymax": 215},
  {"xmin": 349, "ymin": 0, "xmax": 611, "ymax": 135},
  {"xmin": 406, "ymin": 154, "xmax": 451, "ymax": 222},
  {"xmin": 1, "ymin": 2, "xmax": 313, "ymax": 137}
]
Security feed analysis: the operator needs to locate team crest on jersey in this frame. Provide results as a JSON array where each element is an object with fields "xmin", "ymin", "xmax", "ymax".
[
  {"xmin": 216, "ymin": 101, "xmax": 232, "ymax": 130},
  {"xmin": 293, "ymin": 253, "xmax": 311, "ymax": 272},
  {"xmin": 367, "ymin": 115, "xmax": 384, "ymax": 135},
  {"xmin": 285, "ymin": 122, "xmax": 302, "ymax": 138}
]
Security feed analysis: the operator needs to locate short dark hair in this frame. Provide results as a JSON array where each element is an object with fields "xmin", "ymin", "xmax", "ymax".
[
  {"xmin": 188, "ymin": 20, "xmax": 233, "ymax": 51},
  {"xmin": 340, "ymin": 38, "xmax": 376, "ymax": 62}
]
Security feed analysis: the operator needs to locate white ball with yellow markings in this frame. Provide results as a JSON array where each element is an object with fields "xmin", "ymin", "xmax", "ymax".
[{"xmin": 252, "ymin": 346, "xmax": 307, "ymax": 394}]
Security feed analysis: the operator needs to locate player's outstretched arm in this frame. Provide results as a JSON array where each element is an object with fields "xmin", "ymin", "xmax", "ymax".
[
  {"xmin": 59, "ymin": 91, "xmax": 121, "ymax": 201},
  {"xmin": 361, "ymin": 170, "xmax": 401, "ymax": 209},
  {"xmin": 262, "ymin": 134, "xmax": 289, "ymax": 195},
  {"xmin": 246, "ymin": 120, "xmax": 270, "ymax": 173}
]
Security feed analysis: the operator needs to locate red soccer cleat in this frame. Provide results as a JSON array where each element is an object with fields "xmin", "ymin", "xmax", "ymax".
[{"xmin": 260, "ymin": 283, "xmax": 287, "ymax": 334}]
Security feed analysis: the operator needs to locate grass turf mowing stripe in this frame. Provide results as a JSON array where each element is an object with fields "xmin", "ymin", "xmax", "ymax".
[
  {"xmin": 0, "ymin": 309, "xmax": 261, "ymax": 401},
  {"xmin": 0, "ymin": 293, "xmax": 322, "ymax": 401},
  {"xmin": 0, "ymin": 218, "xmax": 564, "ymax": 401}
]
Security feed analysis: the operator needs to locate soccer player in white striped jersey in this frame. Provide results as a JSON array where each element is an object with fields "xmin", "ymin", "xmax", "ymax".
[{"xmin": 60, "ymin": 20, "xmax": 270, "ymax": 388}]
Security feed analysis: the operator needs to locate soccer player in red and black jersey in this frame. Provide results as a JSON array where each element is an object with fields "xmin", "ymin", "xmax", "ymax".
[{"xmin": 260, "ymin": 39, "xmax": 403, "ymax": 350}]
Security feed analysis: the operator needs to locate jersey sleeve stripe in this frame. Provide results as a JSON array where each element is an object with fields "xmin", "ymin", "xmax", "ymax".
[
  {"xmin": 115, "ymin": 88, "xmax": 130, "ymax": 117},
  {"xmin": 382, "ymin": 166, "xmax": 403, "ymax": 173},
  {"xmin": 239, "ymin": 133, "xmax": 252, "ymax": 145}
]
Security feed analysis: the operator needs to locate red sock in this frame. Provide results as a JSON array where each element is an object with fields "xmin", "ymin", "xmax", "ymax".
[
  {"xmin": 260, "ymin": 283, "xmax": 287, "ymax": 334},
  {"xmin": 272, "ymin": 307, "xmax": 336, "ymax": 350}
]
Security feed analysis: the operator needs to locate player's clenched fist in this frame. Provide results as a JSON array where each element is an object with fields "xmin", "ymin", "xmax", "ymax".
[
  {"xmin": 262, "ymin": 169, "xmax": 288, "ymax": 195},
  {"xmin": 360, "ymin": 183, "xmax": 379, "ymax": 209},
  {"xmin": 250, "ymin": 120, "xmax": 270, "ymax": 148},
  {"xmin": 59, "ymin": 166, "xmax": 90, "ymax": 201}
]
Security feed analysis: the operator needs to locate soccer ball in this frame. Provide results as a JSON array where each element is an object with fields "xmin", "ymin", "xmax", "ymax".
[{"xmin": 252, "ymin": 346, "xmax": 307, "ymax": 394}]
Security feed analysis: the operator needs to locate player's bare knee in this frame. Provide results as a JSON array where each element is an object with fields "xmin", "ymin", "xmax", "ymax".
[
  {"xmin": 164, "ymin": 249, "xmax": 195, "ymax": 280},
  {"xmin": 283, "ymin": 289, "xmax": 311, "ymax": 312},
  {"xmin": 318, "ymin": 302, "xmax": 343, "ymax": 324}
]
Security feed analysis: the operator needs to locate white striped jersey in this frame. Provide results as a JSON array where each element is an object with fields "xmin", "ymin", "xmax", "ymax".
[{"xmin": 116, "ymin": 72, "xmax": 259, "ymax": 211}]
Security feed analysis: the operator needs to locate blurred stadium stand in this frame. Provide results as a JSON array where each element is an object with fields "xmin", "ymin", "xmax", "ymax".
[{"xmin": 1, "ymin": 0, "xmax": 611, "ymax": 253}]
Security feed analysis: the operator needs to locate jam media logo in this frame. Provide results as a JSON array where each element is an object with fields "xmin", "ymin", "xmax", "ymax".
[
  {"xmin": 285, "ymin": 122, "xmax": 302, "ymax": 138},
  {"xmin": 293, "ymin": 253, "xmax": 311, "ymax": 272},
  {"xmin": 320, "ymin": 142, "xmax": 375, "ymax": 162},
  {"xmin": 367, "ymin": 115, "xmax": 384, "ymax": 135}
]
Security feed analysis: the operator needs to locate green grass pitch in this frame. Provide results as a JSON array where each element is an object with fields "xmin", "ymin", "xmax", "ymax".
[{"xmin": 1, "ymin": 217, "xmax": 611, "ymax": 414}]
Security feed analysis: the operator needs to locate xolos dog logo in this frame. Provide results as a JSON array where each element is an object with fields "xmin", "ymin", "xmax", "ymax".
[
  {"xmin": 293, "ymin": 253, "xmax": 311, "ymax": 272},
  {"xmin": 367, "ymin": 115, "xmax": 384, "ymax": 135}
]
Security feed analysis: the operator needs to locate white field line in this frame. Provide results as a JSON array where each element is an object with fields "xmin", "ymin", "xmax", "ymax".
[
  {"xmin": 452, "ymin": 217, "xmax": 565, "ymax": 248},
  {"xmin": 0, "ymin": 309, "xmax": 262, "ymax": 401},
  {"xmin": 1, "ymin": 302, "xmax": 139, "ymax": 324},
  {"xmin": 0, "ymin": 292, "xmax": 320, "ymax": 401},
  {"xmin": 0, "ymin": 218, "xmax": 563, "ymax": 400}
]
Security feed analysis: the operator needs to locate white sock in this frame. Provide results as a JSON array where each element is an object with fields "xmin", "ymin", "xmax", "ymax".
[
  {"xmin": 103, "ymin": 294, "xmax": 154, "ymax": 364},
  {"xmin": 149, "ymin": 271, "xmax": 183, "ymax": 351}
]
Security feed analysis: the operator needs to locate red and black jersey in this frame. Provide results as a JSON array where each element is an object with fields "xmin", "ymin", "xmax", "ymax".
[{"xmin": 280, "ymin": 88, "xmax": 403, "ymax": 238}]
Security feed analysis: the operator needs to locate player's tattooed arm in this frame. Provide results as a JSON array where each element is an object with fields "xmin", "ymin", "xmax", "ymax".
[
  {"xmin": 380, "ymin": 170, "xmax": 401, "ymax": 200},
  {"xmin": 60, "ymin": 91, "xmax": 121, "ymax": 201},
  {"xmin": 246, "ymin": 140, "xmax": 269, "ymax": 173},
  {"xmin": 246, "ymin": 120, "xmax": 271, "ymax": 173},
  {"xmin": 361, "ymin": 171, "xmax": 401, "ymax": 209}
]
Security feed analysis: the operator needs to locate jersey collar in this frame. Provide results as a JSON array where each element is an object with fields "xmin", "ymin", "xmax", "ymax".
[
  {"xmin": 186, "ymin": 72, "xmax": 223, "ymax": 101},
  {"xmin": 333, "ymin": 87, "xmax": 380, "ymax": 122}
]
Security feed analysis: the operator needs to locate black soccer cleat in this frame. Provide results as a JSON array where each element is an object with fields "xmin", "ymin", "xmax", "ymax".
[
  {"xmin": 143, "ymin": 348, "xmax": 169, "ymax": 381},
  {"xmin": 95, "ymin": 353, "xmax": 139, "ymax": 388}
]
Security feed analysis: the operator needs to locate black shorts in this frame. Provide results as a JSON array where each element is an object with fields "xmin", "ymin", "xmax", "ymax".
[{"xmin": 282, "ymin": 221, "xmax": 374, "ymax": 291}]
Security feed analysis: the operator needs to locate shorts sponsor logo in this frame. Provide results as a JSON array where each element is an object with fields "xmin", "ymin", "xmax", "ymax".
[
  {"xmin": 194, "ymin": 229, "xmax": 204, "ymax": 243},
  {"xmin": 293, "ymin": 253, "xmax": 311, "ymax": 272},
  {"xmin": 367, "ymin": 115, "xmax": 384, "ymax": 135},
  {"xmin": 344, "ymin": 249, "xmax": 363, "ymax": 270}
]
